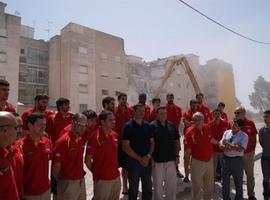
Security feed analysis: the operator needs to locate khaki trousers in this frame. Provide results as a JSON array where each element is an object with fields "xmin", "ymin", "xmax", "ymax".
[
  {"xmin": 213, "ymin": 152, "xmax": 223, "ymax": 179},
  {"xmin": 243, "ymin": 151, "xmax": 255, "ymax": 197},
  {"xmin": 57, "ymin": 178, "xmax": 86, "ymax": 200},
  {"xmin": 93, "ymin": 176, "xmax": 121, "ymax": 200},
  {"xmin": 24, "ymin": 189, "xmax": 50, "ymax": 200},
  {"xmin": 191, "ymin": 157, "xmax": 214, "ymax": 200}
]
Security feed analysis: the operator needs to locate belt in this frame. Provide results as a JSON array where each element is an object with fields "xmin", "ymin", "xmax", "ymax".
[{"xmin": 224, "ymin": 155, "xmax": 242, "ymax": 159}]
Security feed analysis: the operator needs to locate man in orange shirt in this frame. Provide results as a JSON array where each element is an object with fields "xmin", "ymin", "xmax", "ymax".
[
  {"xmin": 0, "ymin": 79, "xmax": 15, "ymax": 112},
  {"xmin": 196, "ymin": 93, "xmax": 211, "ymax": 123},
  {"xmin": 138, "ymin": 93, "xmax": 151, "ymax": 122},
  {"xmin": 149, "ymin": 97, "xmax": 161, "ymax": 122}
]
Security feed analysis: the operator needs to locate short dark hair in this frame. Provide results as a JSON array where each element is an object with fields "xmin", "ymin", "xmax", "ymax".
[
  {"xmin": 27, "ymin": 112, "xmax": 45, "ymax": 124},
  {"xmin": 82, "ymin": 109, "xmax": 97, "ymax": 119},
  {"xmin": 156, "ymin": 106, "xmax": 166, "ymax": 113},
  {"xmin": 0, "ymin": 79, "xmax": 9, "ymax": 87},
  {"xmin": 139, "ymin": 93, "xmax": 146, "ymax": 99},
  {"xmin": 99, "ymin": 110, "xmax": 113, "ymax": 124},
  {"xmin": 152, "ymin": 97, "xmax": 161, "ymax": 104},
  {"xmin": 133, "ymin": 103, "xmax": 144, "ymax": 111},
  {"xmin": 190, "ymin": 99, "xmax": 197, "ymax": 106},
  {"xmin": 218, "ymin": 102, "xmax": 225, "ymax": 108},
  {"xmin": 35, "ymin": 94, "xmax": 49, "ymax": 102},
  {"xmin": 102, "ymin": 96, "xmax": 115, "ymax": 108},
  {"xmin": 56, "ymin": 98, "xmax": 70, "ymax": 111},
  {"xmin": 264, "ymin": 110, "xmax": 270, "ymax": 115},
  {"xmin": 166, "ymin": 93, "xmax": 174, "ymax": 98},
  {"xmin": 233, "ymin": 118, "xmax": 245, "ymax": 127},
  {"xmin": 196, "ymin": 93, "xmax": 204, "ymax": 98},
  {"xmin": 117, "ymin": 92, "xmax": 127, "ymax": 100}
]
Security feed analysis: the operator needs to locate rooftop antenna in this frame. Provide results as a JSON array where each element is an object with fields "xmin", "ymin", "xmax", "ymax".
[
  {"xmin": 45, "ymin": 20, "xmax": 53, "ymax": 40},
  {"xmin": 14, "ymin": 10, "xmax": 21, "ymax": 16},
  {"xmin": 32, "ymin": 20, "xmax": 36, "ymax": 38}
]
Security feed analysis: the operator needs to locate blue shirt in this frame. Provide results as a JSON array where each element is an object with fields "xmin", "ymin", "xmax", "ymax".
[{"xmin": 221, "ymin": 129, "xmax": 248, "ymax": 157}]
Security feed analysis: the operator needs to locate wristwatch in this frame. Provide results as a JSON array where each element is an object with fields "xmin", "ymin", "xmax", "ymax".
[{"xmin": 146, "ymin": 154, "xmax": 151, "ymax": 158}]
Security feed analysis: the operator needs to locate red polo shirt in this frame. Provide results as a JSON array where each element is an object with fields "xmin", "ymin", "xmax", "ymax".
[
  {"xmin": 196, "ymin": 104, "xmax": 211, "ymax": 123},
  {"xmin": 47, "ymin": 112, "xmax": 73, "ymax": 144},
  {"xmin": 0, "ymin": 102, "xmax": 16, "ymax": 112},
  {"xmin": 185, "ymin": 124, "xmax": 213, "ymax": 161},
  {"xmin": 208, "ymin": 119, "xmax": 230, "ymax": 152},
  {"xmin": 166, "ymin": 103, "xmax": 182, "ymax": 130},
  {"xmin": 143, "ymin": 104, "xmax": 151, "ymax": 122},
  {"xmin": 114, "ymin": 105, "xmax": 133, "ymax": 142},
  {"xmin": 21, "ymin": 134, "xmax": 52, "ymax": 195},
  {"xmin": 183, "ymin": 109, "xmax": 196, "ymax": 135},
  {"xmin": 21, "ymin": 107, "xmax": 54, "ymax": 131},
  {"xmin": 87, "ymin": 128, "xmax": 119, "ymax": 181},
  {"xmin": 149, "ymin": 108, "xmax": 157, "ymax": 122},
  {"xmin": 209, "ymin": 110, "xmax": 228, "ymax": 121},
  {"xmin": 241, "ymin": 117, "xmax": 257, "ymax": 153},
  {"xmin": 0, "ymin": 146, "xmax": 19, "ymax": 200},
  {"xmin": 53, "ymin": 130, "xmax": 86, "ymax": 180},
  {"xmin": 7, "ymin": 141, "xmax": 24, "ymax": 197}
]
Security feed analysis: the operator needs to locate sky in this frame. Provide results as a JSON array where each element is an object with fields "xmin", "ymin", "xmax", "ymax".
[{"xmin": 4, "ymin": 0, "xmax": 270, "ymax": 111}]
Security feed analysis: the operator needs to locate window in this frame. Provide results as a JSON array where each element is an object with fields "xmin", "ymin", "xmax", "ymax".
[
  {"xmin": 79, "ymin": 84, "xmax": 88, "ymax": 93},
  {"xmin": 0, "ymin": 52, "xmax": 7, "ymax": 63},
  {"xmin": 0, "ymin": 75, "xmax": 5, "ymax": 80},
  {"xmin": 79, "ymin": 65, "xmax": 88, "ymax": 74},
  {"xmin": 27, "ymin": 48, "xmax": 48, "ymax": 66},
  {"xmin": 19, "ymin": 57, "xmax": 27, "ymax": 63},
  {"xmin": 102, "ymin": 89, "xmax": 109, "ymax": 96},
  {"xmin": 114, "ymin": 56, "xmax": 121, "ymax": 63},
  {"xmin": 79, "ymin": 104, "xmax": 88, "ymax": 112},
  {"xmin": 79, "ymin": 47, "xmax": 88, "ymax": 55},
  {"xmin": 20, "ymin": 49, "xmax": 25, "ymax": 55}
]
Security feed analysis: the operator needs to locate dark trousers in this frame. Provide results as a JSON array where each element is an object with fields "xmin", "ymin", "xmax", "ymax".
[
  {"xmin": 127, "ymin": 158, "xmax": 152, "ymax": 200},
  {"xmin": 261, "ymin": 155, "xmax": 270, "ymax": 198},
  {"xmin": 222, "ymin": 156, "xmax": 244, "ymax": 200}
]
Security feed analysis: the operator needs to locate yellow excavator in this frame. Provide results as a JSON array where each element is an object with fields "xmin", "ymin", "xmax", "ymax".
[{"xmin": 155, "ymin": 56, "xmax": 201, "ymax": 96}]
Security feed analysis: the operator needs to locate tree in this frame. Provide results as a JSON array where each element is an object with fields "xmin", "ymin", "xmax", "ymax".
[{"xmin": 249, "ymin": 76, "xmax": 270, "ymax": 112}]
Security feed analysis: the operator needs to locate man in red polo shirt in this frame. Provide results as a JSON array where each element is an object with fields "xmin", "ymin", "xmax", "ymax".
[
  {"xmin": 182, "ymin": 99, "xmax": 197, "ymax": 182},
  {"xmin": 6, "ymin": 113, "xmax": 24, "ymax": 199},
  {"xmin": 185, "ymin": 112, "xmax": 215, "ymax": 200},
  {"xmin": 149, "ymin": 97, "xmax": 161, "ymax": 122},
  {"xmin": 196, "ymin": 93, "xmax": 211, "ymax": 123},
  {"xmin": 21, "ymin": 94, "xmax": 54, "ymax": 132},
  {"xmin": 82, "ymin": 109, "xmax": 98, "ymax": 143},
  {"xmin": 0, "ymin": 79, "xmax": 15, "ymax": 112},
  {"xmin": 86, "ymin": 110, "xmax": 121, "ymax": 200},
  {"xmin": 21, "ymin": 112, "xmax": 52, "ymax": 200},
  {"xmin": 102, "ymin": 96, "xmax": 116, "ymax": 113},
  {"xmin": 234, "ymin": 106, "xmax": 257, "ymax": 200},
  {"xmin": 114, "ymin": 92, "xmax": 132, "ymax": 195},
  {"xmin": 0, "ymin": 111, "xmax": 18, "ymax": 200},
  {"xmin": 52, "ymin": 113, "xmax": 88, "ymax": 200},
  {"xmin": 208, "ymin": 108, "xmax": 230, "ymax": 181},
  {"xmin": 165, "ymin": 93, "xmax": 183, "ymax": 178},
  {"xmin": 47, "ymin": 97, "xmax": 73, "ymax": 145},
  {"xmin": 138, "ymin": 93, "xmax": 151, "ymax": 122}
]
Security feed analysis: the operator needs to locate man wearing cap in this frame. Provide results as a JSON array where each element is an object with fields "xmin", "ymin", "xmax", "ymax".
[{"xmin": 52, "ymin": 113, "xmax": 88, "ymax": 200}]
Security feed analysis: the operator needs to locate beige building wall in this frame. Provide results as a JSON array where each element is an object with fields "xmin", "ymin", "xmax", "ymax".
[
  {"xmin": 0, "ymin": 2, "xmax": 21, "ymax": 108},
  {"xmin": 49, "ymin": 23, "xmax": 127, "ymax": 113}
]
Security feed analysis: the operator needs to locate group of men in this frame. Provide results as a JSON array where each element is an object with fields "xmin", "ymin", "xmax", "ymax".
[{"xmin": 0, "ymin": 78, "xmax": 270, "ymax": 200}]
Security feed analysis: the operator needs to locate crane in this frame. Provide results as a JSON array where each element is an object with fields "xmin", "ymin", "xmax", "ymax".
[{"xmin": 156, "ymin": 56, "xmax": 201, "ymax": 96}]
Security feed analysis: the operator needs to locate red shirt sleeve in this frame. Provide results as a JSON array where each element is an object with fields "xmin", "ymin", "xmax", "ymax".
[{"xmin": 86, "ymin": 132, "xmax": 98, "ymax": 156}]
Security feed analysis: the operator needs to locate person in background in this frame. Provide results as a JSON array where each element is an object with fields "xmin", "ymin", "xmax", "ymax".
[
  {"xmin": 196, "ymin": 93, "xmax": 211, "ymax": 123},
  {"xmin": 114, "ymin": 93, "xmax": 133, "ymax": 195},
  {"xmin": 0, "ymin": 79, "xmax": 15, "ymax": 112},
  {"xmin": 149, "ymin": 97, "xmax": 161, "ymax": 122},
  {"xmin": 85, "ymin": 111, "xmax": 121, "ymax": 200},
  {"xmin": 259, "ymin": 110, "xmax": 270, "ymax": 200},
  {"xmin": 138, "ymin": 93, "xmax": 151, "ymax": 122},
  {"xmin": 21, "ymin": 94, "xmax": 54, "ymax": 132}
]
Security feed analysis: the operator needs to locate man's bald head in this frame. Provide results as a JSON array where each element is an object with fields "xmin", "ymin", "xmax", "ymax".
[
  {"xmin": 234, "ymin": 106, "xmax": 246, "ymax": 120},
  {"xmin": 0, "ymin": 111, "xmax": 17, "ymax": 147}
]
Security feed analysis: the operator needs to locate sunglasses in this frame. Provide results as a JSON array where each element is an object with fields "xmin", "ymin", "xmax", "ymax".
[{"xmin": 234, "ymin": 111, "xmax": 241, "ymax": 115}]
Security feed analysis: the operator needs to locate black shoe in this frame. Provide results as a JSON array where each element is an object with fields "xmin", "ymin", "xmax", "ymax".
[
  {"xmin": 177, "ymin": 171, "xmax": 184, "ymax": 178},
  {"xmin": 215, "ymin": 175, "xmax": 222, "ymax": 182},
  {"xmin": 183, "ymin": 177, "xmax": 190, "ymax": 182},
  {"xmin": 248, "ymin": 196, "xmax": 257, "ymax": 200}
]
